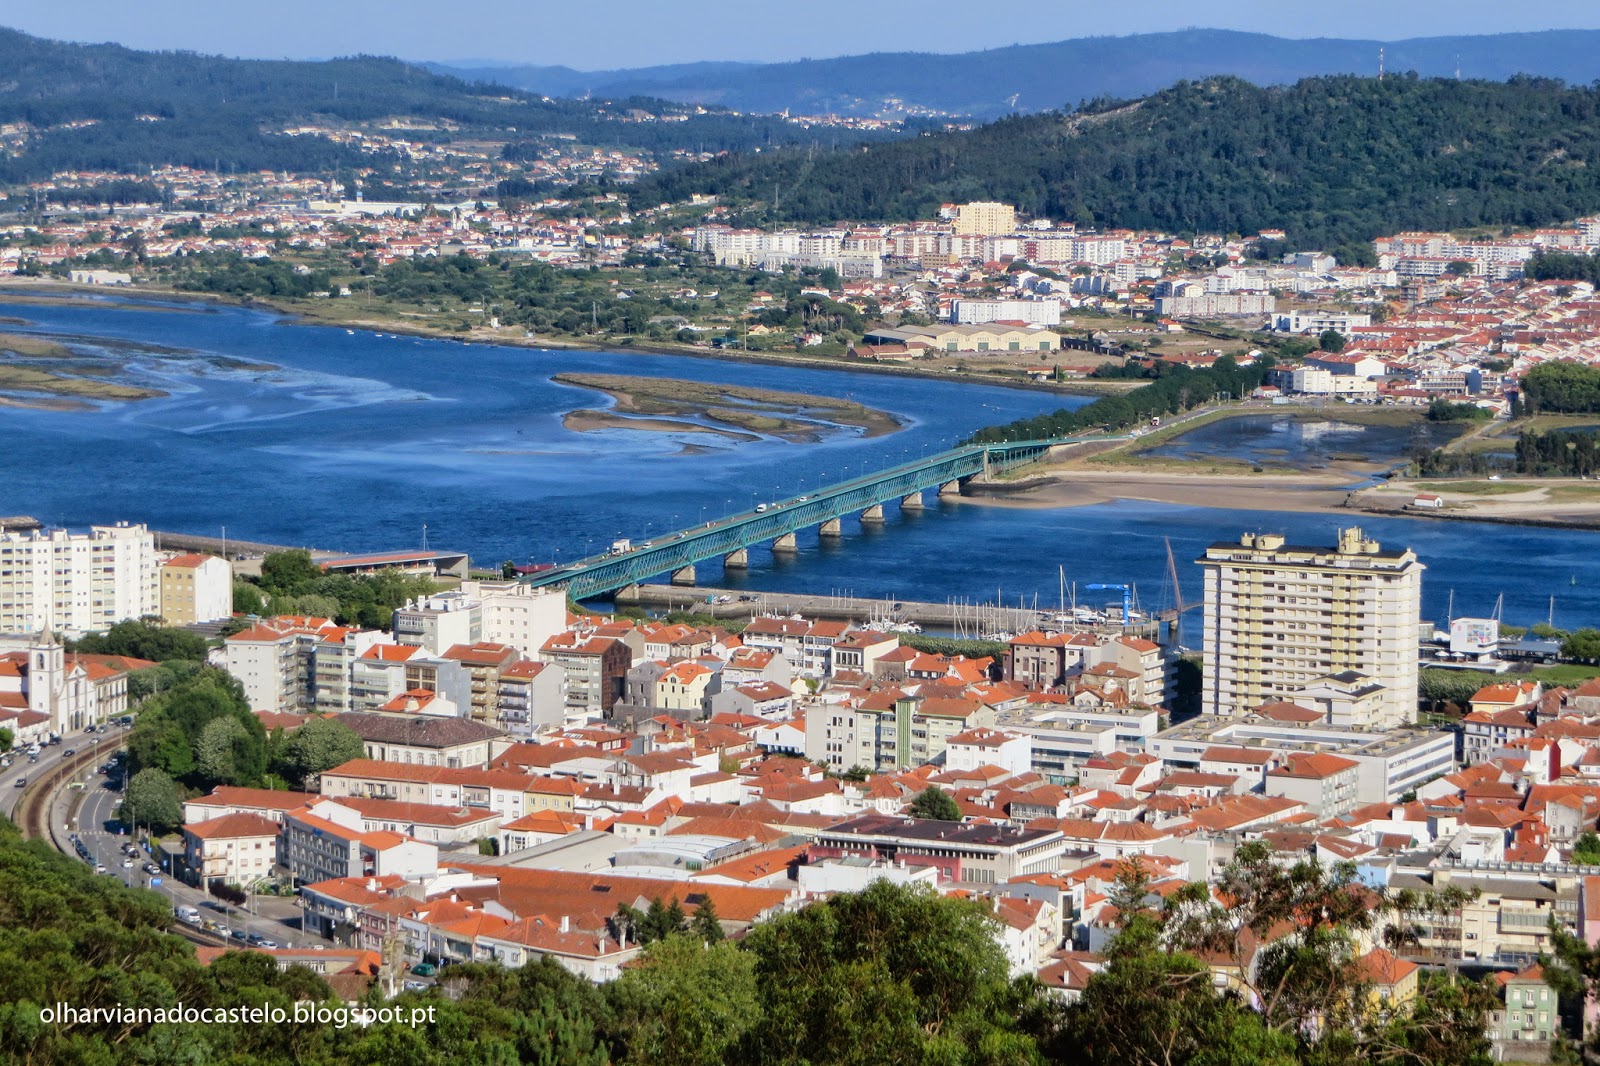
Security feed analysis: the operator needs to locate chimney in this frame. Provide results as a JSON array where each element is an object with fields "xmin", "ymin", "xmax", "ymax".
[{"xmin": 560, "ymin": 915, "xmax": 570, "ymax": 933}]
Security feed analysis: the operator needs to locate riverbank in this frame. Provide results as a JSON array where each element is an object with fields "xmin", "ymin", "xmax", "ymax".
[
  {"xmin": 1351, "ymin": 477, "xmax": 1600, "ymax": 529},
  {"xmin": 0, "ymin": 276, "xmax": 1120, "ymax": 399}
]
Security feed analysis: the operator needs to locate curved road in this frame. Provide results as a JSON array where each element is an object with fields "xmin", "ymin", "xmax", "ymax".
[{"xmin": 4, "ymin": 730, "xmax": 331, "ymax": 950}]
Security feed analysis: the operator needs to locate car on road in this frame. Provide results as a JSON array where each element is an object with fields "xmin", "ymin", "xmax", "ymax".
[
  {"xmin": 143, "ymin": 863, "xmax": 160, "ymax": 875},
  {"xmin": 411, "ymin": 963, "xmax": 438, "ymax": 977},
  {"xmin": 94, "ymin": 864, "xmax": 107, "ymax": 874},
  {"xmin": 121, "ymin": 858, "xmax": 133, "ymax": 869},
  {"xmin": 230, "ymin": 930, "xmax": 248, "ymax": 943},
  {"xmin": 13, "ymin": 777, "xmax": 25, "ymax": 788},
  {"xmin": 404, "ymin": 980, "xmax": 429, "ymax": 992},
  {"xmin": 63, "ymin": 748, "xmax": 75, "ymax": 756}
]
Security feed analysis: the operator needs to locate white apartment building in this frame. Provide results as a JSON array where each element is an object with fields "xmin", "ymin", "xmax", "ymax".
[
  {"xmin": 1288, "ymin": 367, "xmax": 1379, "ymax": 398},
  {"xmin": 392, "ymin": 590, "xmax": 482, "ymax": 654},
  {"xmin": 804, "ymin": 694, "xmax": 994, "ymax": 773},
  {"xmin": 0, "ymin": 523, "xmax": 158, "ymax": 636},
  {"xmin": 1196, "ymin": 529, "xmax": 1424, "ymax": 728},
  {"xmin": 1273, "ymin": 310, "xmax": 1373, "ymax": 334},
  {"xmin": 1154, "ymin": 293, "xmax": 1276, "ymax": 318},
  {"xmin": 1150, "ymin": 716, "xmax": 1456, "ymax": 804},
  {"xmin": 951, "ymin": 299, "xmax": 1062, "ymax": 326},
  {"xmin": 225, "ymin": 618, "xmax": 336, "ymax": 713},
  {"xmin": 462, "ymin": 580, "xmax": 566, "ymax": 656},
  {"xmin": 1070, "ymin": 236, "xmax": 1128, "ymax": 265}
]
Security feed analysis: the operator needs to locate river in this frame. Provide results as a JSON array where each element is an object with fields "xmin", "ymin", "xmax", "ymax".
[{"xmin": 3, "ymin": 293, "xmax": 1599, "ymax": 630}]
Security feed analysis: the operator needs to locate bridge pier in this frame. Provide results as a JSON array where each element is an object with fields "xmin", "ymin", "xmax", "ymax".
[
  {"xmin": 901, "ymin": 491, "xmax": 925, "ymax": 511},
  {"xmin": 724, "ymin": 548, "xmax": 749, "ymax": 569},
  {"xmin": 670, "ymin": 565, "xmax": 697, "ymax": 586},
  {"xmin": 819, "ymin": 518, "xmax": 843, "ymax": 539},
  {"xmin": 772, "ymin": 532, "xmax": 798, "ymax": 553},
  {"xmin": 938, "ymin": 479, "xmax": 963, "ymax": 497},
  {"xmin": 860, "ymin": 503, "xmax": 885, "ymax": 524}
]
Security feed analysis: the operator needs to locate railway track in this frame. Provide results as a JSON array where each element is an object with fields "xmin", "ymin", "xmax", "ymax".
[
  {"xmin": 15, "ymin": 743, "xmax": 120, "ymax": 843},
  {"xmin": 13, "ymin": 744, "xmax": 242, "ymax": 946}
]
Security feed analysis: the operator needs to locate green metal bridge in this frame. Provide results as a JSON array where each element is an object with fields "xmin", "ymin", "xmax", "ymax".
[{"xmin": 522, "ymin": 437, "xmax": 1094, "ymax": 600}]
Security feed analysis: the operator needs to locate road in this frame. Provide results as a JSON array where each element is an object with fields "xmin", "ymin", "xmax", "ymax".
[{"xmin": 4, "ymin": 727, "xmax": 331, "ymax": 951}]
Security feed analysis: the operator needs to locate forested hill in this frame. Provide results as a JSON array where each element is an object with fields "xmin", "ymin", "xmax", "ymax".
[
  {"xmin": 439, "ymin": 28, "xmax": 1600, "ymax": 120},
  {"xmin": 0, "ymin": 28, "xmax": 898, "ymax": 185},
  {"xmin": 636, "ymin": 74, "xmax": 1600, "ymax": 252}
]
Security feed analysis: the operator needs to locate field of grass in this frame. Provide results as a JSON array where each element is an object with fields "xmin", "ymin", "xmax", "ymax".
[
  {"xmin": 1408, "ymin": 480, "xmax": 1538, "ymax": 496},
  {"xmin": 1527, "ymin": 664, "xmax": 1600, "ymax": 686}
]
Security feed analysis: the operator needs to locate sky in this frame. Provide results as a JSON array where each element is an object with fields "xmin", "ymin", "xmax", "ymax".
[{"xmin": 9, "ymin": 1, "xmax": 1600, "ymax": 69}]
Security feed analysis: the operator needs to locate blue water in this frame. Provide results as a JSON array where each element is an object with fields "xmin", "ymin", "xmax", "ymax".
[
  {"xmin": 1146, "ymin": 414, "xmax": 1461, "ymax": 470},
  {"xmin": 3, "ymin": 294, "xmax": 1599, "ymax": 630}
]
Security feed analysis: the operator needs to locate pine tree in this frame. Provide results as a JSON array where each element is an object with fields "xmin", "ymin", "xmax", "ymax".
[{"xmin": 691, "ymin": 898, "xmax": 724, "ymax": 942}]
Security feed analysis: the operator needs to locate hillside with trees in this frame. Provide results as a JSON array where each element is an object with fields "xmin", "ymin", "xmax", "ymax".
[
  {"xmin": 0, "ymin": 28, "xmax": 901, "ymax": 186},
  {"xmin": 436, "ymin": 28, "xmax": 1600, "ymax": 120},
  {"xmin": 636, "ymin": 74, "xmax": 1600, "ymax": 251}
]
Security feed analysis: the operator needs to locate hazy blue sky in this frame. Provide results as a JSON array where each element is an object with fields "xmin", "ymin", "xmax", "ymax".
[{"xmin": 9, "ymin": 1, "xmax": 1600, "ymax": 68}]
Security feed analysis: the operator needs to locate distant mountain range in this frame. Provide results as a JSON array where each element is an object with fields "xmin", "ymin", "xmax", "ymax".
[
  {"xmin": 433, "ymin": 28, "xmax": 1600, "ymax": 118},
  {"xmin": 0, "ymin": 28, "xmax": 903, "ymax": 188}
]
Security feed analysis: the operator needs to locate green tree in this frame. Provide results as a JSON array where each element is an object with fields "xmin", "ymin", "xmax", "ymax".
[
  {"xmin": 275, "ymin": 717, "xmax": 365, "ymax": 790},
  {"xmin": 739, "ymin": 880, "xmax": 1039, "ymax": 1065},
  {"xmin": 607, "ymin": 937, "xmax": 757, "ymax": 1066},
  {"xmin": 1059, "ymin": 893, "xmax": 1294, "ymax": 1066},
  {"xmin": 233, "ymin": 580, "xmax": 267, "ymax": 616},
  {"xmin": 126, "ymin": 667, "xmax": 264, "ymax": 787},
  {"xmin": 1573, "ymin": 832, "xmax": 1600, "ymax": 865},
  {"xmin": 691, "ymin": 897, "xmax": 724, "ymax": 943},
  {"xmin": 257, "ymin": 549, "xmax": 324, "ymax": 596},
  {"xmin": 196, "ymin": 715, "xmax": 251, "ymax": 785},
  {"xmin": 1318, "ymin": 329, "xmax": 1346, "ymax": 353},
  {"xmin": 1418, "ymin": 668, "xmax": 1493, "ymax": 709},
  {"xmin": 909, "ymin": 785, "xmax": 962, "ymax": 821},
  {"xmin": 0, "ymin": 726, "xmax": 12, "ymax": 753},
  {"xmin": 1562, "ymin": 628, "xmax": 1600, "ymax": 663},
  {"xmin": 640, "ymin": 898, "xmax": 689, "ymax": 944},
  {"xmin": 72, "ymin": 618, "xmax": 206, "ymax": 662},
  {"xmin": 120, "ymin": 767, "xmax": 182, "ymax": 832}
]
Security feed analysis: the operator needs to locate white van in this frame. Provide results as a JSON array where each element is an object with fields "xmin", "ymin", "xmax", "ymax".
[{"xmin": 175, "ymin": 905, "xmax": 201, "ymax": 925}]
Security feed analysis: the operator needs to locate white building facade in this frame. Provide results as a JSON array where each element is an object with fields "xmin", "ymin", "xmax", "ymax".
[{"xmin": 0, "ymin": 523, "xmax": 159, "ymax": 636}]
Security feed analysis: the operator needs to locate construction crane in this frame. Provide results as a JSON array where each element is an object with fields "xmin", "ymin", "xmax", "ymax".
[{"xmin": 1086, "ymin": 583, "xmax": 1132, "ymax": 624}]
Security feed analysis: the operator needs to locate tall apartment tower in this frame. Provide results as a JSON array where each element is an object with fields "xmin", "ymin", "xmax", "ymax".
[
  {"xmin": 1196, "ymin": 528, "xmax": 1424, "ymax": 728},
  {"xmin": 952, "ymin": 201, "xmax": 1017, "ymax": 236},
  {"xmin": 0, "ymin": 523, "xmax": 159, "ymax": 636}
]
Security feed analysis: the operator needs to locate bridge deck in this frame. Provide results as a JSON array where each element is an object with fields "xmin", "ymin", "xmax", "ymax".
[{"xmin": 523, "ymin": 437, "xmax": 1098, "ymax": 601}]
